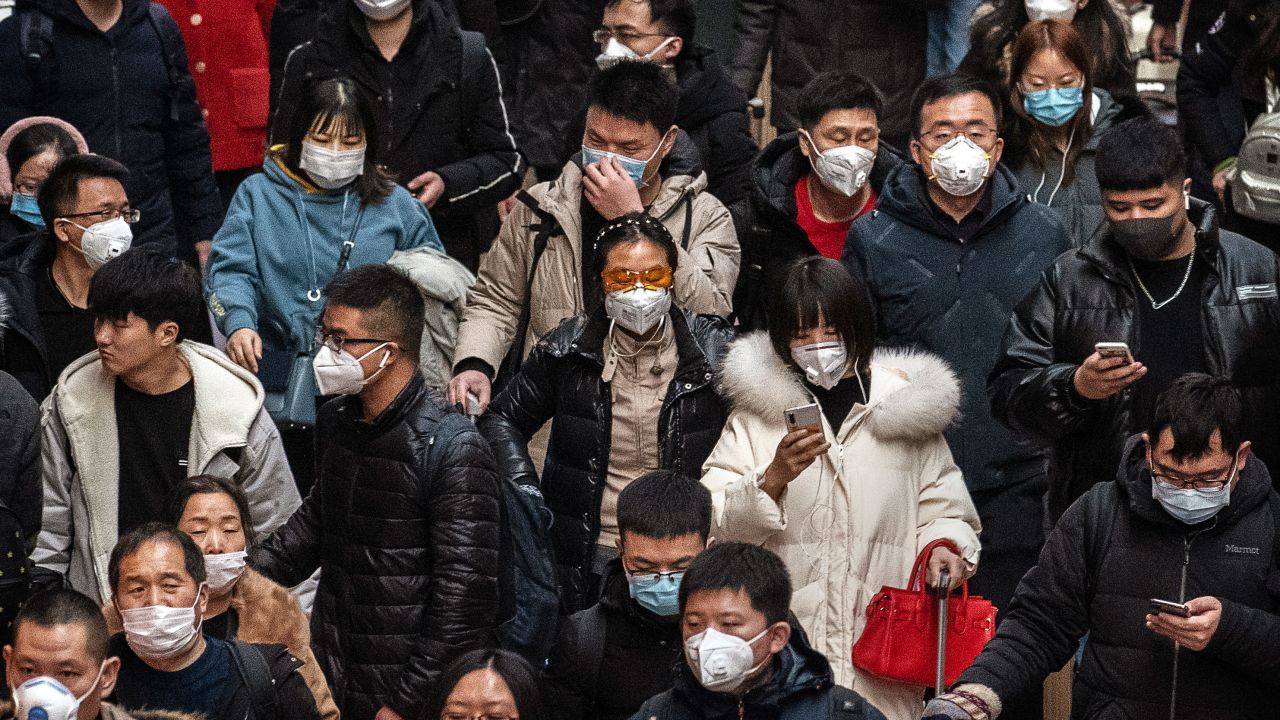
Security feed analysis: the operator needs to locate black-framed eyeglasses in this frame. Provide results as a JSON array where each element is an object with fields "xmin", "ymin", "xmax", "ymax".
[
  {"xmin": 315, "ymin": 330, "xmax": 389, "ymax": 354},
  {"xmin": 59, "ymin": 208, "xmax": 141, "ymax": 224},
  {"xmin": 1148, "ymin": 454, "xmax": 1237, "ymax": 492},
  {"xmin": 593, "ymin": 27, "xmax": 666, "ymax": 45}
]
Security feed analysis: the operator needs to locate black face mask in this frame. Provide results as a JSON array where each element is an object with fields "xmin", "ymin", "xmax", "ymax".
[{"xmin": 1111, "ymin": 208, "xmax": 1188, "ymax": 261}]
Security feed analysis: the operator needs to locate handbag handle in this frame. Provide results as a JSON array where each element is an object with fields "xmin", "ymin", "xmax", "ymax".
[{"xmin": 909, "ymin": 538, "xmax": 973, "ymax": 623}]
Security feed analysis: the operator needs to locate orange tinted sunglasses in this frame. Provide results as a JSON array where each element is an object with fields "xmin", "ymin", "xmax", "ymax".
[{"xmin": 600, "ymin": 266, "xmax": 673, "ymax": 293}]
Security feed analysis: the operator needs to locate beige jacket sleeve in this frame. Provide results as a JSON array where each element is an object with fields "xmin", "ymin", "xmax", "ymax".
[
  {"xmin": 914, "ymin": 435, "xmax": 983, "ymax": 568},
  {"xmin": 671, "ymin": 193, "xmax": 739, "ymax": 317},
  {"xmin": 701, "ymin": 413, "xmax": 788, "ymax": 543},
  {"xmin": 453, "ymin": 201, "xmax": 538, "ymax": 373}
]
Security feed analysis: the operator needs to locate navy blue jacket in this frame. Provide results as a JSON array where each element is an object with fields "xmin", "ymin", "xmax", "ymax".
[
  {"xmin": 843, "ymin": 163, "xmax": 1070, "ymax": 493},
  {"xmin": 0, "ymin": 0, "xmax": 222, "ymax": 256}
]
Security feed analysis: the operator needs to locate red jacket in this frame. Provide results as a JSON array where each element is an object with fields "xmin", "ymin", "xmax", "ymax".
[{"xmin": 157, "ymin": 0, "xmax": 273, "ymax": 171}]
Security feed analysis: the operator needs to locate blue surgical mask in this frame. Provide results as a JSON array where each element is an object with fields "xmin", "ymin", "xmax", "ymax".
[
  {"xmin": 627, "ymin": 570, "xmax": 683, "ymax": 616},
  {"xmin": 1151, "ymin": 465, "xmax": 1235, "ymax": 525},
  {"xmin": 1023, "ymin": 86, "xmax": 1084, "ymax": 127},
  {"xmin": 9, "ymin": 192, "xmax": 44, "ymax": 227},
  {"xmin": 580, "ymin": 133, "xmax": 669, "ymax": 188}
]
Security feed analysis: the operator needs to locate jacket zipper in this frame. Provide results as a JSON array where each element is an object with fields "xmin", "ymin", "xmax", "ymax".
[
  {"xmin": 1169, "ymin": 521, "xmax": 1214, "ymax": 720},
  {"xmin": 110, "ymin": 46, "xmax": 122, "ymax": 156}
]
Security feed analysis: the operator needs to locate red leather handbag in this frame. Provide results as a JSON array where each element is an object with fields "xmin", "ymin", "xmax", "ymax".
[{"xmin": 851, "ymin": 538, "xmax": 997, "ymax": 687}]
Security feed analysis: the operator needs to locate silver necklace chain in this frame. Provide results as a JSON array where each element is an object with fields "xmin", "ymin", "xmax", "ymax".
[{"xmin": 1128, "ymin": 252, "xmax": 1195, "ymax": 310}]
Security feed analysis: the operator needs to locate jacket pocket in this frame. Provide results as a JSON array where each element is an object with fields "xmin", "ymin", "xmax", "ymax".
[{"xmin": 230, "ymin": 67, "xmax": 270, "ymax": 130}]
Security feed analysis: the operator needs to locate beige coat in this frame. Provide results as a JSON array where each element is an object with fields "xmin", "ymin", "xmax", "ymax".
[
  {"xmin": 702, "ymin": 334, "xmax": 982, "ymax": 720},
  {"xmin": 454, "ymin": 159, "xmax": 740, "ymax": 372}
]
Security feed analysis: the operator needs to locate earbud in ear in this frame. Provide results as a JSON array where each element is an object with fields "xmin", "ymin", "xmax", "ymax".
[
  {"xmin": 378, "ymin": 349, "xmax": 391, "ymax": 369},
  {"xmin": 1184, "ymin": 190, "xmax": 1190, "ymax": 210}
]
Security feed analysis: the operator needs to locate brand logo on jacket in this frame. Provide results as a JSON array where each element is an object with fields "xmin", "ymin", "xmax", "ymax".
[
  {"xmin": 1225, "ymin": 544, "xmax": 1261, "ymax": 555},
  {"xmin": 1236, "ymin": 283, "xmax": 1278, "ymax": 301}
]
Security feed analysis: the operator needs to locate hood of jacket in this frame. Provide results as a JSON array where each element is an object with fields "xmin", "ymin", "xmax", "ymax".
[
  {"xmin": 720, "ymin": 332, "xmax": 960, "ymax": 443},
  {"xmin": 675, "ymin": 47, "xmax": 748, "ymax": 130},
  {"xmin": 876, "ymin": 160, "xmax": 1027, "ymax": 240},
  {"xmin": 749, "ymin": 132, "xmax": 904, "ymax": 221},
  {"xmin": 1079, "ymin": 198, "xmax": 1223, "ymax": 280},
  {"xmin": 1116, "ymin": 433, "xmax": 1273, "ymax": 530},
  {"xmin": 671, "ymin": 623, "xmax": 835, "ymax": 715},
  {"xmin": 0, "ymin": 701, "xmax": 200, "ymax": 720},
  {"xmin": 19, "ymin": 0, "xmax": 149, "ymax": 32},
  {"xmin": 0, "ymin": 117, "xmax": 89, "ymax": 201},
  {"xmin": 1086, "ymin": 88, "xmax": 1125, "ymax": 152}
]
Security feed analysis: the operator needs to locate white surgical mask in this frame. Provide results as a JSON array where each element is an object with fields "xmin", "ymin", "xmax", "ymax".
[
  {"xmin": 790, "ymin": 341, "xmax": 848, "ymax": 391},
  {"xmin": 12, "ymin": 664, "xmax": 106, "ymax": 720},
  {"xmin": 66, "ymin": 217, "xmax": 132, "ymax": 270},
  {"xmin": 353, "ymin": 0, "xmax": 410, "ymax": 20},
  {"xmin": 800, "ymin": 129, "xmax": 876, "ymax": 197},
  {"xmin": 605, "ymin": 287, "xmax": 671, "ymax": 336},
  {"xmin": 928, "ymin": 135, "xmax": 991, "ymax": 197},
  {"xmin": 312, "ymin": 342, "xmax": 391, "ymax": 396},
  {"xmin": 684, "ymin": 627, "xmax": 770, "ymax": 693},
  {"xmin": 204, "ymin": 550, "xmax": 248, "ymax": 594},
  {"xmin": 1025, "ymin": 0, "xmax": 1078, "ymax": 22},
  {"xmin": 118, "ymin": 587, "xmax": 204, "ymax": 661},
  {"xmin": 595, "ymin": 36, "xmax": 677, "ymax": 70},
  {"xmin": 299, "ymin": 141, "xmax": 365, "ymax": 190}
]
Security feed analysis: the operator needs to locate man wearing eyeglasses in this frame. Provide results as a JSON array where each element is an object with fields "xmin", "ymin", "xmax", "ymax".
[{"xmin": 925, "ymin": 373, "xmax": 1280, "ymax": 720}]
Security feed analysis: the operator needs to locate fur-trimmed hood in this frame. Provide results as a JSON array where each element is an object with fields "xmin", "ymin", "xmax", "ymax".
[
  {"xmin": 719, "ymin": 332, "xmax": 960, "ymax": 442},
  {"xmin": 0, "ymin": 699, "xmax": 201, "ymax": 720}
]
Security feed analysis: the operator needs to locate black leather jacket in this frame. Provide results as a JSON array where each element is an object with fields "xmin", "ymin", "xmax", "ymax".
[{"xmin": 480, "ymin": 309, "xmax": 731, "ymax": 611}]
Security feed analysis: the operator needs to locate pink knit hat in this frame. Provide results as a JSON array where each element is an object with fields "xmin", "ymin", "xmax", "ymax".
[{"xmin": 0, "ymin": 116, "xmax": 90, "ymax": 201}]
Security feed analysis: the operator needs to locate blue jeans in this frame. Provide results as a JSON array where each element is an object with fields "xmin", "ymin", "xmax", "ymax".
[{"xmin": 927, "ymin": 0, "xmax": 985, "ymax": 76}]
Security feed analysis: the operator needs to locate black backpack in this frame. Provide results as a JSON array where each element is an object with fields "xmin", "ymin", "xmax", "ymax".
[{"xmin": 227, "ymin": 640, "xmax": 282, "ymax": 720}]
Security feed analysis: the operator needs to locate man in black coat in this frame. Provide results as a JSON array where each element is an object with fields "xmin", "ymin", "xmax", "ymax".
[
  {"xmin": 251, "ymin": 265, "xmax": 502, "ymax": 720},
  {"xmin": 988, "ymin": 117, "xmax": 1280, "ymax": 523},
  {"xmin": 926, "ymin": 375, "xmax": 1280, "ymax": 720},
  {"xmin": 0, "ymin": 0, "xmax": 222, "ymax": 260},
  {"xmin": 544, "ymin": 469, "xmax": 711, "ymax": 720},
  {"xmin": 271, "ymin": 0, "xmax": 522, "ymax": 271},
  {"xmin": 0, "ymin": 370, "xmax": 39, "ymax": 551}
]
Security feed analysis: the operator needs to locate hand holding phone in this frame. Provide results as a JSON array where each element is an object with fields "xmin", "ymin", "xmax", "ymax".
[
  {"xmin": 784, "ymin": 403, "xmax": 823, "ymax": 434},
  {"xmin": 1075, "ymin": 342, "xmax": 1147, "ymax": 400},
  {"xmin": 761, "ymin": 404, "xmax": 830, "ymax": 502},
  {"xmin": 1148, "ymin": 598, "xmax": 1192, "ymax": 618},
  {"xmin": 1094, "ymin": 342, "xmax": 1134, "ymax": 365}
]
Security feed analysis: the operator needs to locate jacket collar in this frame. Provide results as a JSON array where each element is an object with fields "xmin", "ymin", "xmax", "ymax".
[
  {"xmin": 568, "ymin": 308, "xmax": 713, "ymax": 384},
  {"xmin": 1116, "ymin": 433, "xmax": 1272, "ymax": 529},
  {"xmin": 875, "ymin": 162, "xmax": 1027, "ymax": 239},
  {"xmin": 671, "ymin": 626, "xmax": 834, "ymax": 716},
  {"xmin": 1078, "ymin": 199, "xmax": 1222, "ymax": 282},
  {"xmin": 750, "ymin": 133, "xmax": 903, "ymax": 222},
  {"xmin": 336, "ymin": 371, "xmax": 429, "ymax": 436}
]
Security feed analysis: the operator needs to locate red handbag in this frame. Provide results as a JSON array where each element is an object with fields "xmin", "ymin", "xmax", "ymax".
[{"xmin": 851, "ymin": 538, "xmax": 997, "ymax": 687}]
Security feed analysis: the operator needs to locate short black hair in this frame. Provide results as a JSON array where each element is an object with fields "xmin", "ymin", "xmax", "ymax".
[
  {"xmin": 88, "ymin": 248, "xmax": 203, "ymax": 343},
  {"xmin": 323, "ymin": 264, "xmax": 425, "ymax": 362},
  {"xmin": 796, "ymin": 71, "xmax": 884, "ymax": 130},
  {"xmin": 168, "ymin": 475, "xmax": 257, "ymax": 547},
  {"xmin": 910, "ymin": 72, "xmax": 1002, "ymax": 139},
  {"xmin": 1149, "ymin": 374, "xmax": 1246, "ymax": 463},
  {"xmin": 678, "ymin": 542, "xmax": 791, "ymax": 624},
  {"xmin": 6, "ymin": 122, "xmax": 80, "ymax": 187},
  {"xmin": 13, "ymin": 589, "xmax": 111, "ymax": 663},
  {"xmin": 605, "ymin": 0, "xmax": 697, "ymax": 48},
  {"xmin": 768, "ymin": 257, "xmax": 876, "ymax": 376},
  {"xmin": 586, "ymin": 61, "xmax": 678, "ymax": 135},
  {"xmin": 425, "ymin": 649, "xmax": 547, "ymax": 720},
  {"xmin": 108, "ymin": 522, "xmax": 207, "ymax": 595},
  {"xmin": 37, "ymin": 153, "xmax": 128, "ymax": 229},
  {"xmin": 618, "ymin": 470, "xmax": 712, "ymax": 542},
  {"xmin": 1095, "ymin": 117, "xmax": 1187, "ymax": 192}
]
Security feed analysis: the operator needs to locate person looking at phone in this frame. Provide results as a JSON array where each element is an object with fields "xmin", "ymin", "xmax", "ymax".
[
  {"xmin": 701, "ymin": 256, "xmax": 980, "ymax": 720},
  {"xmin": 925, "ymin": 373, "xmax": 1280, "ymax": 720},
  {"xmin": 988, "ymin": 116, "xmax": 1280, "ymax": 524}
]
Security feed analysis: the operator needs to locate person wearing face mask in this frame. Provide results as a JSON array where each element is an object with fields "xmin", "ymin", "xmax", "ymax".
[
  {"xmin": 989, "ymin": 116, "xmax": 1280, "ymax": 525},
  {"xmin": 925, "ymin": 375, "xmax": 1280, "ymax": 720},
  {"xmin": 730, "ymin": 71, "xmax": 903, "ymax": 331},
  {"xmin": 0, "ymin": 118, "xmax": 87, "ymax": 251},
  {"xmin": 543, "ymin": 471, "xmax": 712, "ymax": 720},
  {"xmin": 108, "ymin": 524, "xmax": 320, "ymax": 720},
  {"xmin": 701, "ymin": 256, "xmax": 979, "ymax": 720},
  {"xmin": 448, "ymin": 61, "xmax": 738, "ymax": 417},
  {"xmin": 629, "ymin": 542, "xmax": 887, "ymax": 720},
  {"xmin": 479, "ymin": 214, "xmax": 731, "ymax": 614},
  {"xmin": 251, "ymin": 264, "xmax": 501, "ymax": 720}
]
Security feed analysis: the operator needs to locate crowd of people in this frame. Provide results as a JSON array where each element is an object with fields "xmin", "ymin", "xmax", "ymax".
[{"xmin": 0, "ymin": 0, "xmax": 1277, "ymax": 719}]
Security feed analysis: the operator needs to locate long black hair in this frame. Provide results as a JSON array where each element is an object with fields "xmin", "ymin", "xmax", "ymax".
[
  {"xmin": 424, "ymin": 649, "xmax": 546, "ymax": 720},
  {"xmin": 279, "ymin": 76, "xmax": 394, "ymax": 205}
]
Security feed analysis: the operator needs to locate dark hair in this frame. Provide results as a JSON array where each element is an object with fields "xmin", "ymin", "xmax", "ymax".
[
  {"xmin": 910, "ymin": 73, "xmax": 1003, "ymax": 139},
  {"xmin": 1149, "ymin": 374, "xmax": 1245, "ymax": 462},
  {"xmin": 281, "ymin": 76, "xmax": 394, "ymax": 205},
  {"xmin": 88, "ymin": 248, "xmax": 203, "ymax": 343},
  {"xmin": 605, "ymin": 0, "xmax": 697, "ymax": 49},
  {"xmin": 796, "ymin": 71, "xmax": 884, "ymax": 130},
  {"xmin": 13, "ymin": 589, "xmax": 111, "ymax": 663},
  {"xmin": 323, "ymin": 264, "xmax": 425, "ymax": 362},
  {"xmin": 618, "ymin": 470, "xmax": 712, "ymax": 542},
  {"xmin": 1244, "ymin": 2, "xmax": 1280, "ymax": 82},
  {"xmin": 678, "ymin": 542, "xmax": 791, "ymax": 624},
  {"xmin": 424, "ymin": 649, "xmax": 547, "ymax": 720},
  {"xmin": 768, "ymin": 257, "xmax": 875, "ymax": 376},
  {"xmin": 168, "ymin": 475, "xmax": 257, "ymax": 547},
  {"xmin": 108, "ymin": 522, "xmax": 207, "ymax": 595},
  {"xmin": 586, "ymin": 61, "xmax": 678, "ymax": 135},
  {"xmin": 1008, "ymin": 20, "xmax": 1094, "ymax": 184},
  {"xmin": 1094, "ymin": 117, "xmax": 1186, "ymax": 191},
  {"xmin": 591, "ymin": 211, "xmax": 680, "ymax": 280},
  {"xmin": 6, "ymin": 122, "xmax": 79, "ymax": 184},
  {"xmin": 37, "ymin": 153, "xmax": 128, "ymax": 230}
]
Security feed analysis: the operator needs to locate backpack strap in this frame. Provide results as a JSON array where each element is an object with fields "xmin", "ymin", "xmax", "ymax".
[
  {"xmin": 679, "ymin": 193, "xmax": 693, "ymax": 250},
  {"xmin": 570, "ymin": 606, "xmax": 606, "ymax": 710},
  {"xmin": 1082, "ymin": 485, "xmax": 1121, "ymax": 597},
  {"xmin": 229, "ymin": 640, "xmax": 280, "ymax": 720},
  {"xmin": 18, "ymin": 9, "xmax": 57, "ymax": 105},
  {"xmin": 494, "ymin": 190, "xmax": 560, "ymax": 386},
  {"xmin": 458, "ymin": 29, "xmax": 489, "ymax": 122},
  {"xmin": 145, "ymin": 4, "xmax": 191, "ymax": 123}
]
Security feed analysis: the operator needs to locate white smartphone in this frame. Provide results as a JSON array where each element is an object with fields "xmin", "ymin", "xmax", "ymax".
[
  {"xmin": 784, "ymin": 403, "xmax": 822, "ymax": 434},
  {"xmin": 1148, "ymin": 598, "xmax": 1192, "ymax": 617},
  {"xmin": 1095, "ymin": 342, "xmax": 1134, "ymax": 364}
]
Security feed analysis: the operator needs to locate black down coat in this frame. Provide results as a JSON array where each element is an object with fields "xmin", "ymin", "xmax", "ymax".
[
  {"xmin": 251, "ymin": 374, "xmax": 502, "ymax": 720},
  {"xmin": 988, "ymin": 201, "xmax": 1280, "ymax": 521},
  {"xmin": 958, "ymin": 436, "xmax": 1280, "ymax": 720},
  {"xmin": 480, "ymin": 309, "xmax": 731, "ymax": 612},
  {"xmin": 672, "ymin": 46, "xmax": 755, "ymax": 207}
]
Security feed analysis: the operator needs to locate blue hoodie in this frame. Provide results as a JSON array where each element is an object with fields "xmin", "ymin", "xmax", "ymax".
[{"xmin": 207, "ymin": 154, "xmax": 442, "ymax": 351}]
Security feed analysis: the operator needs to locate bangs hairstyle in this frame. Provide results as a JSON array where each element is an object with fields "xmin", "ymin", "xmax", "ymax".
[
  {"xmin": 1008, "ymin": 20, "xmax": 1094, "ymax": 184},
  {"xmin": 1094, "ymin": 116, "xmax": 1185, "ymax": 191},
  {"xmin": 424, "ymin": 650, "xmax": 547, "ymax": 720},
  {"xmin": 281, "ymin": 76, "xmax": 394, "ymax": 205},
  {"xmin": 14, "ymin": 589, "xmax": 111, "ymax": 663},
  {"xmin": 108, "ymin": 522, "xmax": 207, "ymax": 595},
  {"xmin": 168, "ymin": 475, "xmax": 256, "ymax": 547},
  {"xmin": 323, "ymin": 264, "xmax": 425, "ymax": 362},
  {"xmin": 678, "ymin": 542, "xmax": 791, "ymax": 624},
  {"xmin": 1149, "ymin": 374, "xmax": 1245, "ymax": 463},
  {"xmin": 796, "ymin": 71, "xmax": 884, "ymax": 130},
  {"xmin": 88, "ymin": 248, "xmax": 202, "ymax": 342},
  {"xmin": 586, "ymin": 61, "xmax": 678, "ymax": 134},
  {"xmin": 617, "ymin": 470, "xmax": 712, "ymax": 542},
  {"xmin": 767, "ymin": 257, "xmax": 875, "ymax": 375}
]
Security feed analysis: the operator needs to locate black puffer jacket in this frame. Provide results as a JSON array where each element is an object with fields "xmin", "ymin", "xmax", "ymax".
[
  {"xmin": 251, "ymin": 374, "xmax": 502, "ymax": 720},
  {"xmin": 272, "ymin": 0, "xmax": 522, "ymax": 271},
  {"xmin": 480, "ymin": 309, "xmax": 731, "ymax": 612},
  {"xmin": 958, "ymin": 435, "xmax": 1280, "ymax": 720},
  {"xmin": 730, "ymin": 132, "xmax": 902, "ymax": 331},
  {"xmin": 674, "ymin": 46, "xmax": 755, "ymax": 206},
  {"xmin": 0, "ymin": 240, "xmax": 56, "ymax": 400},
  {"xmin": 0, "ymin": 370, "xmax": 40, "ymax": 555},
  {"xmin": 988, "ymin": 201, "xmax": 1280, "ymax": 521}
]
